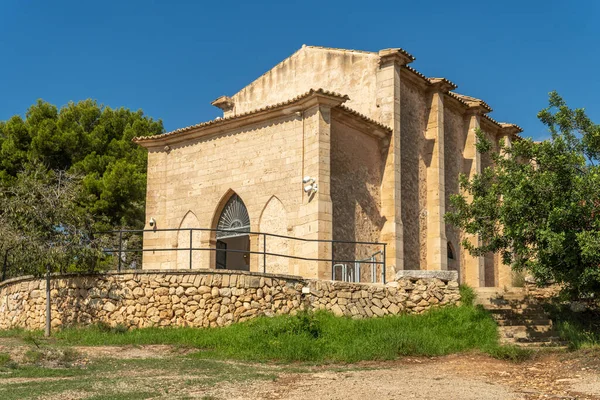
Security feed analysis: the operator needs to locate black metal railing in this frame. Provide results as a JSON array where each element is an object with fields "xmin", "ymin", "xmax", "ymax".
[{"xmin": 96, "ymin": 228, "xmax": 387, "ymax": 283}]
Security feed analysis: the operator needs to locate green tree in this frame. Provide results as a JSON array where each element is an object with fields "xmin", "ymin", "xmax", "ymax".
[
  {"xmin": 446, "ymin": 92, "xmax": 600, "ymax": 298},
  {"xmin": 0, "ymin": 164, "xmax": 115, "ymax": 278},
  {"xmin": 0, "ymin": 99, "xmax": 163, "ymax": 229}
]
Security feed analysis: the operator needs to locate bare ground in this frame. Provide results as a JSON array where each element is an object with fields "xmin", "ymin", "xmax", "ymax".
[
  {"xmin": 2, "ymin": 344, "xmax": 600, "ymax": 399},
  {"xmin": 204, "ymin": 352, "xmax": 600, "ymax": 400}
]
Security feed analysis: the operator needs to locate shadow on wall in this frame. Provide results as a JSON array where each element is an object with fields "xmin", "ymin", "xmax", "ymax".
[
  {"xmin": 331, "ymin": 122, "xmax": 385, "ymax": 282},
  {"xmin": 259, "ymin": 196, "xmax": 289, "ymax": 275}
]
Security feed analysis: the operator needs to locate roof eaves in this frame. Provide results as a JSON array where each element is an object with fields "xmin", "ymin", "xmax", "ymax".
[
  {"xmin": 336, "ymin": 104, "xmax": 392, "ymax": 134},
  {"xmin": 402, "ymin": 65, "xmax": 431, "ymax": 84},
  {"xmin": 450, "ymin": 92, "xmax": 493, "ymax": 113},
  {"xmin": 304, "ymin": 45, "xmax": 377, "ymax": 56},
  {"xmin": 133, "ymin": 89, "xmax": 349, "ymax": 144}
]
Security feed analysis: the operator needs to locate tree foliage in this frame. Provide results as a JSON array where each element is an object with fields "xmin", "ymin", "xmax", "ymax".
[
  {"xmin": 446, "ymin": 92, "xmax": 600, "ymax": 298},
  {"xmin": 0, "ymin": 164, "xmax": 115, "ymax": 278},
  {"xmin": 0, "ymin": 99, "xmax": 163, "ymax": 229},
  {"xmin": 0, "ymin": 100, "xmax": 161, "ymax": 278}
]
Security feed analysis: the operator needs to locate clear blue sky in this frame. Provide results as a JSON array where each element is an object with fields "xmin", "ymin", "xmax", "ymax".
[{"xmin": 1, "ymin": 0, "xmax": 598, "ymax": 140}]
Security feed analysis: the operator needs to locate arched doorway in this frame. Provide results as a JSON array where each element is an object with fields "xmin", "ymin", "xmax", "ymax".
[
  {"xmin": 215, "ymin": 194, "xmax": 251, "ymax": 271},
  {"xmin": 447, "ymin": 241, "xmax": 460, "ymax": 281}
]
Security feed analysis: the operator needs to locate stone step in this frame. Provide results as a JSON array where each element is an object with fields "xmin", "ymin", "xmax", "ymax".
[
  {"xmin": 500, "ymin": 337, "xmax": 568, "ymax": 349},
  {"xmin": 514, "ymin": 335, "xmax": 564, "ymax": 343},
  {"xmin": 499, "ymin": 324, "xmax": 554, "ymax": 335},
  {"xmin": 482, "ymin": 302, "xmax": 545, "ymax": 309},
  {"xmin": 476, "ymin": 287, "xmax": 562, "ymax": 348},
  {"xmin": 499, "ymin": 330, "xmax": 555, "ymax": 342},
  {"xmin": 490, "ymin": 310, "xmax": 549, "ymax": 319},
  {"xmin": 488, "ymin": 310, "xmax": 548, "ymax": 321},
  {"xmin": 495, "ymin": 318, "xmax": 552, "ymax": 326}
]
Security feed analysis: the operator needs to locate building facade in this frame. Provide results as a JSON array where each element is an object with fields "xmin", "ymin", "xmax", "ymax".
[{"xmin": 134, "ymin": 45, "xmax": 522, "ymax": 288}]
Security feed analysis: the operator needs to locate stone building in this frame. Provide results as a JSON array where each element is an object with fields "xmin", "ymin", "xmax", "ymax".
[{"xmin": 134, "ymin": 45, "xmax": 522, "ymax": 288}]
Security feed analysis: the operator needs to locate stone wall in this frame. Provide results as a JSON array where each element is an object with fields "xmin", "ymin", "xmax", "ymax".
[
  {"xmin": 400, "ymin": 78, "xmax": 428, "ymax": 270},
  {"xmin": 228, "ymin": 46, "xmax": 380, "ymax": 120},
  {"xmin": 0, "ymin": 270, "xmax": 461, "ymax": 331},
  {"xmin": 143, "ymin": 112, "xmax": 304, "ymax": 272},
  {"xmin": 330, "ymin": 118, "xmax": 384, "ymax": 277}
]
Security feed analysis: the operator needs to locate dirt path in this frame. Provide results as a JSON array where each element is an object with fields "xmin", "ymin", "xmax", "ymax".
[
  {"xmin": 203, "ymin": 353, "xmax": 600, "ymax": 400},
  {"xmin": 3, "ymin": 342, "xmax": 600, "ymax": 399}
]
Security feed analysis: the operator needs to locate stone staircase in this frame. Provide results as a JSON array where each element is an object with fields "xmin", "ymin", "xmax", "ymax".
[{"xmin": 475, "ymin": 288, "xmax": 565, "ymax": 348}]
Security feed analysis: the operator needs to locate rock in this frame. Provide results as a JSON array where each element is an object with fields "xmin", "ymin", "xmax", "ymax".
[
  {"xmin": 388, "ymin": 303, "xmax": 400, "ymax": 314},
  {"xmin": 371, "ymin": 305, "xmax": 384, "ymax": 316},
  {"xmin": 447, "ymin": 281, "xmax": 459, "ymax": 289},
  {"xmin": 249, "ymin": 277, "xmax": 261, "ymax": 288},
  {"xmin": 331, "ymin": 304, "xmax": 344, "ymax": 317}
]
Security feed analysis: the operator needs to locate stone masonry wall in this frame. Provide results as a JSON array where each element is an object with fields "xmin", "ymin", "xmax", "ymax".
[{"xmin": 0, "ymin": 271, "xmax": 461, "ymax": 331}]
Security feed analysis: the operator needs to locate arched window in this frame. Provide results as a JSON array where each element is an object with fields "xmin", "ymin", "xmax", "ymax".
[
  {"xmin": 216, "ymin": 194, "xmax": 250, "ymax": 239},
  {"xmin": 447, "ymin": 242, "xmax": 455, "ymax": 260},
  {"xmin": 214, "ymin": 193, "xmax": 251, "ymax": 271}
]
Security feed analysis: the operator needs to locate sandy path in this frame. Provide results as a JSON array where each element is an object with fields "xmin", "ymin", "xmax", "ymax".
[{"xmin": 201, "ymin": 354, "xmax": 600, "ymax": 400}]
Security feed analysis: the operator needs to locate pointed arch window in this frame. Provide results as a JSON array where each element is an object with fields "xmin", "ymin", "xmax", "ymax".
[
  {"xmin": 447, "ymin": 242, "xmax": 455, "ymax": 260},
  {"xmin": 216, "ymin": 194, "xmax": 250, "ymax": 239}
]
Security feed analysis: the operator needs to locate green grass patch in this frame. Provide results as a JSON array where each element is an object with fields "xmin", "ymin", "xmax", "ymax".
[
  {"xmin": 0, "ymin": 355, "xmax": 277, "ymax": 400},
  {"xmin": 46, "ymin": 305, "xmax": 511, "ymax": 363},
  {"xmin": 459, "ymin": 284, "xmax": 476, "ymax": 307}
]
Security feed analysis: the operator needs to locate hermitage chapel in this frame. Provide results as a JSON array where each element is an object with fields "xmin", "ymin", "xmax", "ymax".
[{"xmin": 133, "ymin": 45, "xmax": 522, "ymax": 289}]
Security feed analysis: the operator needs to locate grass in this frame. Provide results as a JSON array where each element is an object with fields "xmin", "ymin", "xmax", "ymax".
[
  {"xmin": 9, "ymin": 295, "xmax": 527, "ymax": 363},
  {"xmin": 545, "ymin": 301, "xmax": 600, "ymax": 349},
  {"xmin": 0, "ymin": 289, "xmax": 536, "ymax": 398},
  {"xmin": 0, "ymin": 356, "xmax": 278, "ymax": 400}
]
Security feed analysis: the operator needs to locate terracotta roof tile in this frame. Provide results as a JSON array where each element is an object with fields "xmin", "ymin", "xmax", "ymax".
[
  {"xmin": 449, "ymin": 92, "xmax": 493, "ymax": 112},
  {"xmin": 500, "ymin": 122, "xmax": 523, "ymax": 133},
  {"xmin": 337, "ymin": 104, "xmax": 392, "ymax": 133},
  {"xmin": 402, "ymin": 65, "xmax": 431, "ymax": 83},
  {"xmin": 133, "ymin": 89, "xmax": 349, "ymax": 143}
]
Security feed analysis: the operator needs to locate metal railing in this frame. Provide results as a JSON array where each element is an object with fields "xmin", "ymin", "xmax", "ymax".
[
  {"xmin": 332, "ymin": 251, "xmax": 385, "ymax": 284},
  {"xmin": 97, "ymin": 227, "xmax": 387, "ymax": 283}
]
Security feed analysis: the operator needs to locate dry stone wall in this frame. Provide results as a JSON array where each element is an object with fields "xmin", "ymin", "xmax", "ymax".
[{"xmin": 0, "ymin": 270, "xmax": 461, "ymax": 331}]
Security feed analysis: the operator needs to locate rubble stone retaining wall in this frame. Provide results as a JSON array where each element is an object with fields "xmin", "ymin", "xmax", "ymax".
[{"xmin": 0, "ymin": 270, "xmax": 461, "ymax": 330}]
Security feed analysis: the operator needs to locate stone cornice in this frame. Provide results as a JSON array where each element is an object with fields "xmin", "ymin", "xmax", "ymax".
[
  {"xmin": 378, "ymin": 48, "xmax": 415, "ymax": 66},
  {"xmin": 500, "ymin": 122, "xmax": 523, "ymax": 135},
  {"xmin": 210, "ymin": 96, "xmax": 235, "ymax": 112},
  {"xmin": 429, "ymin": 77, "xmax": 457, "ymax": 93},
  {"xmin": 133, "ymin": 89, "xmax": 349, "ymax": 148},
  {"xmin": 500, "ymin": 122, "xmax": 524, "ymax": 140}
]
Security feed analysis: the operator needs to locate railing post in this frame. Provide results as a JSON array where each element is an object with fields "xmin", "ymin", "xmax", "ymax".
[
  {"xmin": 383, "ymin": 243, "xmax": 387, "ymax": 284},
  {"xmin": 263, "ymin": 233, "xmax": 266, "ymax": 273},
  {"xmin": 45, "ymin": 264, "xmax": 51, "ymax": 337},
  {"xmin": 331, "ymin": 242, "xmax": 334, "ymax": 280},
  {"xmin": 118, "ymin": 229, "xmax": 123, "ymax": 272},
  {"xmin": 189, "ymin": 229, "xmax": 193, "ymax": 270},
  {"xmin": 1, "ymin": 248, "xmax": 9, "ymax": 282}
]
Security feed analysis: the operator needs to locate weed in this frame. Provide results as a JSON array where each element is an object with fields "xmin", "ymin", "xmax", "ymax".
[
  {"xmin": 545, "ymin": 302, "xmax": 600, "ymax": 349},
  {"xmin": 94, "ymin": 321, "xmax": 128, "ymax": 334},
  {"xmin": 459, "ymin": 284, "xmax": 476, "ymax": 307},
  {"xmin": 0, "ymin": 352, "xmax": 18, "ymax": 369},
  {"xmin": 483, "ymin": 345, "xmax": 532, "ymax": 362},
  {"xmin": 49, "ymin": 306, "xmax": 502, "ymax": 363},
  {"xmin": 24, "ymin": 347, "xmax": 80, "ymax": 367},
  {"xmin": 24, "ymin": 349, "xmax": 44, "ymax": 364}
]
